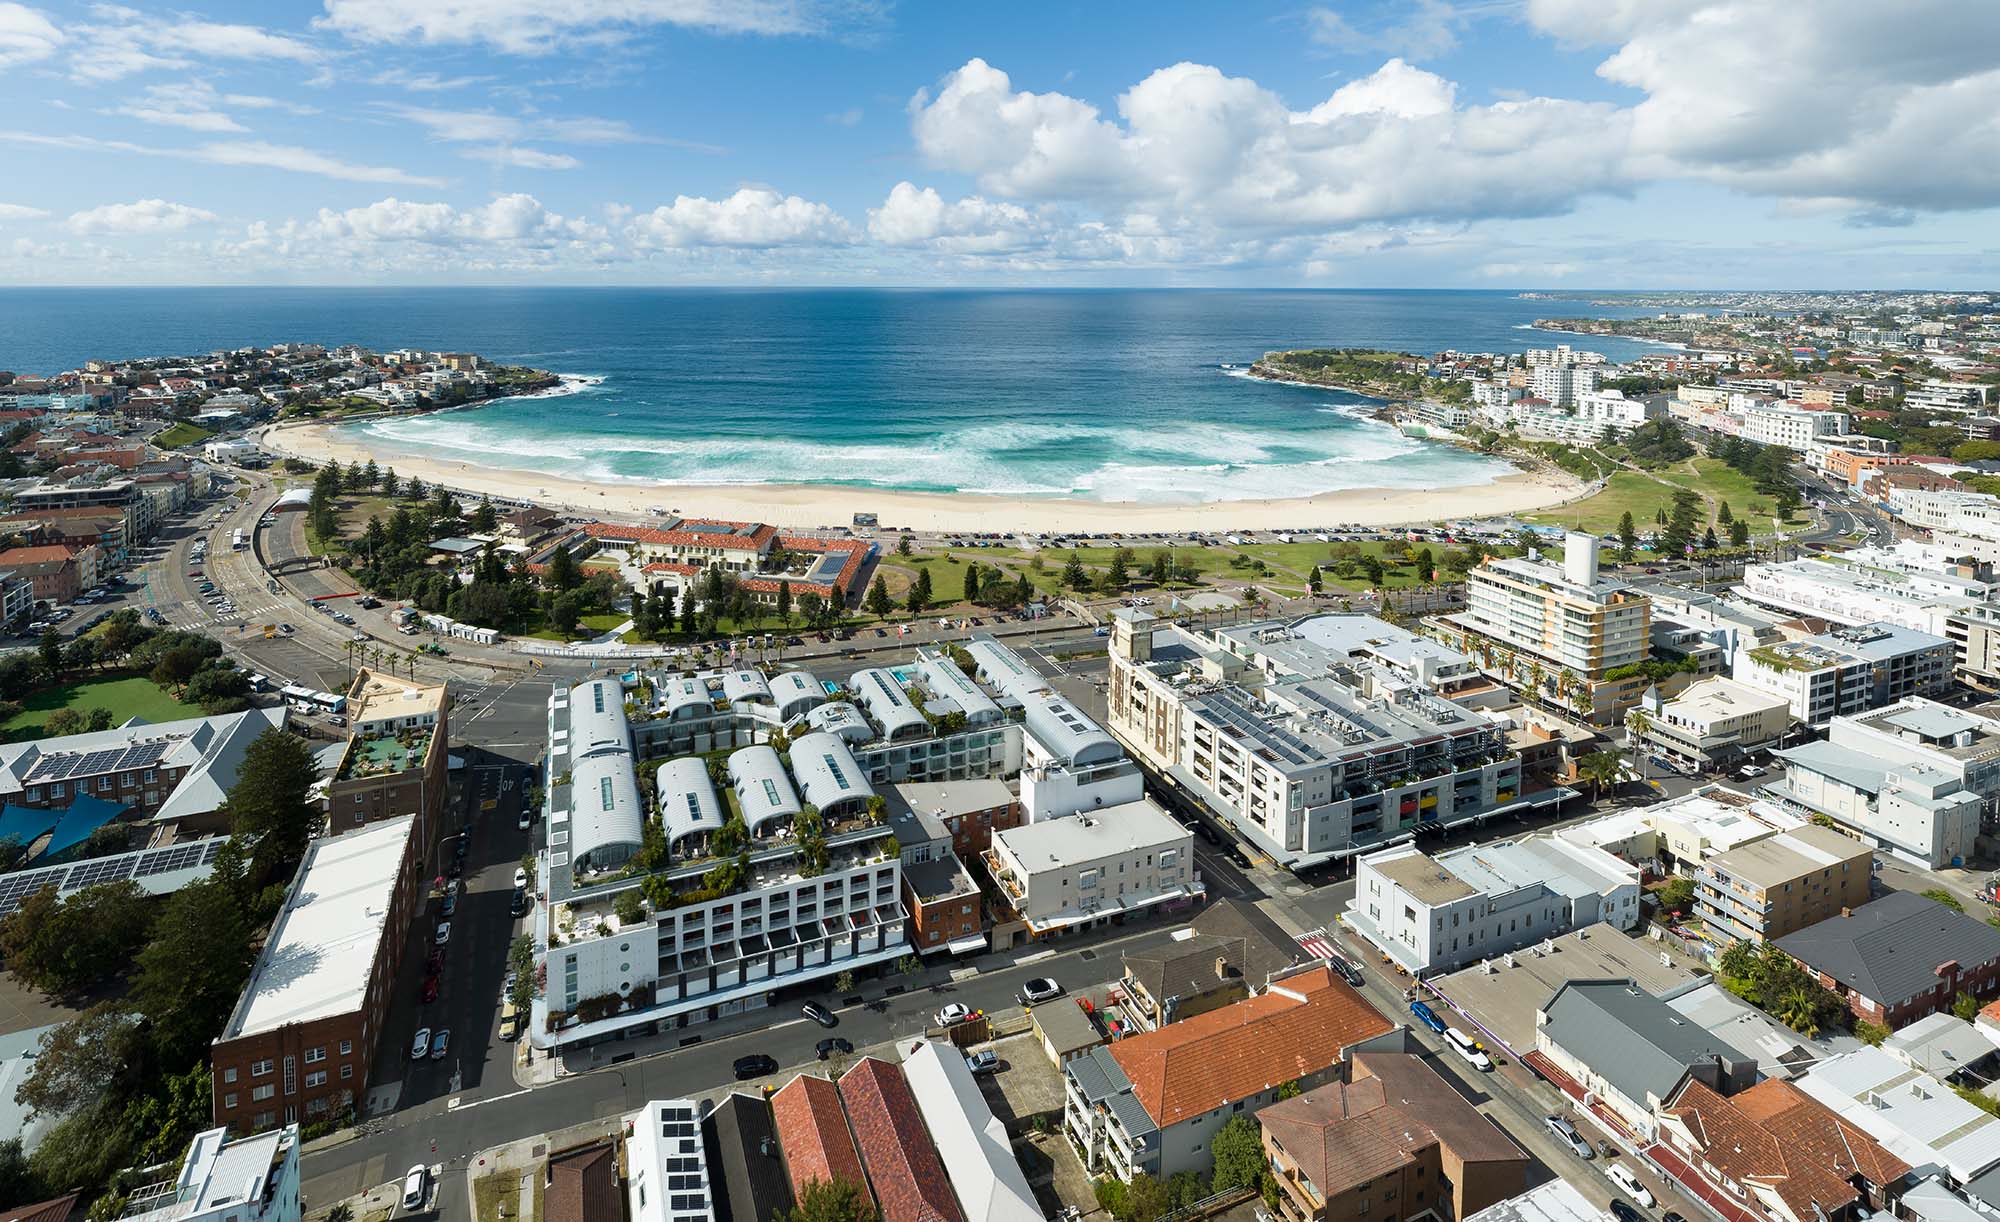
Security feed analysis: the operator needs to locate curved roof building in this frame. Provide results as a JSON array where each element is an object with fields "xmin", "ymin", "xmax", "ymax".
[
  {"xmin": 1026, "ymin": 694, "xmax": 1122, "ymax": 767},
  {"xmin": 789, "ymin": 731, "xmax": 874, "ymax": 817},
  {"xmin": 658, "ymin": 756, "xmax": 725, "ymax": 852},
  {"xmin": 568, "ymin": 679, "xmax": 631, "ymax": 760},
  {"xmin": 770, "ymin": 671, "xmax": 824, "ymax": 722},
  {"xmin": 851, "ymin": 667, "xmax": 930, "ymax": 742},
  {"xmin": 727, "ymin": 744, "xmax": 802, "ymax": 836},
  {"xmin": 722, "ymin": 669, "xmax": 772, "ymax": 706},
  {"xmin": 807, "ymin": 701, "xmax": 874, "ymax": 744},
  {"xmin": 915, "ymin": 653, "xmax": 1002, "ymax": 727},
  {"xmin": 658, "ymin": 675, "xmax": 713, "ymax": 721},
  {"xmin": 964, "ymin": 638, "xmax": 1047, "ymax": 704},
  {"xmin": 570, "ymin": 752, "xmax": 645, "ymax": 873}
]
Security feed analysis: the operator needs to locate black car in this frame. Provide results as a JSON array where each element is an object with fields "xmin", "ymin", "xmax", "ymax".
[
  {"xmin": 1227, "ymin": 844, "xmax": 1253, "ymax": 869},
  {"xmin": 815, "ymin": 1037, "xmax": 854, "ymax": 1061},
  {"xmin": 732, "ymin": 1054, "xmax": 778, "ymax": 1080},
  {"xmin": 1609, "ymin": 1203, "xmax": 1643, "ymax": 1222},
  {"xmin": 802, "ymin": 1002, "xmax": 837, "ymax": 1028},
  {"xmin": 1662, "ymin": 1214, "xmax": 1686, "ymax": 1222},
  {"xmin": 1192, "ymin": 822, "xmax": 1221, "ymax": 847},
  {"xmin": 509, "ymin": 886, "xmax": 529, "ymax": 917},
  {"xmin": 1327, "ymin": 954, "xmax": 1364, "ymax": 988}
]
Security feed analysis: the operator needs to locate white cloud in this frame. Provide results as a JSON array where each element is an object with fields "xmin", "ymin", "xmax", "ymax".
[
  {"xmin": 110, "ymin": 82, "xmax": 249, "ymax": 133},
  {"xmin": 627, "ymin": 187, "xmax": 852, "ymax": 248},
  {"xmin": 465, "ymin": 145, "xmax": 579, "ymax": 170},
  {"xmin": 67, "ymin": 198, "xmax": 217, "ymax": 234},
  {"xmin": 191, "ymin": 141, "xmax": 448, "ymax": 187},
  {"xmin": 68, "ymin": 9, "xmax": 321, "ymax": 82},
  {"xmin": 0, "ymin": 202, "xmax": 47, "ymax": 221},
  {"xmin": 1306, "ymin": 0, "xmax": 1485, "ymax": 61},
  {"xmin": 385, "ymin": 106, "xmax": 715, "ymax": 159},
  {"xmin": 371, "ymin": 68, "xmax": 493, "ymax": 92},
  {"xmin": 867, "ymin": 181, "xmax": 1048, "ymax": 252},
  {"xmin": 318, "ymin": 0, "xmax": 857, "ymax": 54},
  {"xmin": 0, "ymin": 2, "xmax": 62, "ymax": 70},
  {"xmin": 289, "ymin": 193, "xmax": 600, "ymax": 245}
]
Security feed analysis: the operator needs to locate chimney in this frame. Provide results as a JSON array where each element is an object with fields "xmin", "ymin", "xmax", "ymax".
[
  {"xmin": 1840, "ymin": 906, "xmax": 1852, "ymax": 919},
  {"xmin": 1564, "ymin": 533, "xmax": 1600, "ymax": 587},
  {"xmin": 1215, "ymin": 954, "xmax": 1233, "ymax": 982}
]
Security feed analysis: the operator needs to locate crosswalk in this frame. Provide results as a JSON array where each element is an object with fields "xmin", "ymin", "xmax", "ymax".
[{"xmin": 1296, "ymin": 929, "xmax": 1342, "ymax": 961}]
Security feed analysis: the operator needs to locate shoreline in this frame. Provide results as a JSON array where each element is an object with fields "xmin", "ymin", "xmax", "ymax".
[{"xmin": 258, "ymin": 419, "xmax": 1593, "ymax": 534}]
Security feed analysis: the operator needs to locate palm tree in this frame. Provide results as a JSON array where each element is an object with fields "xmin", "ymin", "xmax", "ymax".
[
  {"xmin": 1557, "ymin": 668, "xmax": 1583, "ymax": 715},
  {"xmin": 1625, "ymin": 709, "xmax": 1651, "ymax": 780},
  {"xmin": 1772, "ymin": 984, "xmax": 1823, "ymax": 1037},
  {"xmin": 1527, "ymin": 660, "xmax": 1546, "ymax": 703},
  {"xmin": 1577, "ymin": 748, "xmax": 1625, "ymax": 800}
]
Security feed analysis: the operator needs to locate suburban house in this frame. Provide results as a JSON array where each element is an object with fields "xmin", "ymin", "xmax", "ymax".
[
  {"xmin": 1116, "ymin": 898, "xmax": 1307, "ymax": 1031},
  {"xmin": 1774, "ymin": 891, "xmax": 2000, "ymax": 1027},
  {"xmin": 1654, "ymin": 1078, "xmax": 1909, "ymax": 1222}
]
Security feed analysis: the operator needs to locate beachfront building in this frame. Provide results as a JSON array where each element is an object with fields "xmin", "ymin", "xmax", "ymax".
[
  {"xmin": 1437, "ymin": 534, "xmax": 1654, "ymax": 725},
  {"xmin": 1346, "ymin": 835, "xmax": 1641, "ymax": 975},
  {"xmin": 1670, "ymin": 392, "xmax": 1851, "ymax": 452},
  {"xmin": 562, "ymin": 518, "xmax": 876, "ymax": 609},
  {"xmin": 1737, "ymin": 543, "xmax": 1996, "ymax": 659},
  {"xmin": 1766, "ymin": 698, "xmax": 1999, "ymax": 868},
  {"xmin": 1730, "ymin": 623, "xmax": 1954, "ymax": 728},
  {"xmin": 1627, "ymin": 676, "xmax": 1793, "ymax": 775},
  {"xmin": 1106, "ymin": 610, "xmax": 1526, "ymax": 871}
]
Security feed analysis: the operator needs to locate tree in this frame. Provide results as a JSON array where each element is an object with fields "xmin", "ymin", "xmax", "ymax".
[
  {"xmin": 1307, "ymin": 564, "xmax": 1322, "ymax": 594},
  {"xmin": 1150, "ymin": 550, "xmax": 1171, "ymax": 586},
  {"xmin": 1718, "ymin": 938, "xmax": 1759, "ymax": 982},
  {"xmin": 1717, "ymin": 501, "xmax": 1733, "ymax": 525},
  {"xmin": 225, "ymin": 728, "xmax": 321, "ymax": 872},
  {"xmin": 1106, "ymin": 547, "xmax": 1130, "ymax": 590},
  {"xmin": 0, "ymin": 880, "xmax": 150, "ymax": 995},
  {"xmin": 1062, "ymin": 552, "xmax": 1089, "ymax": 590},
  {"xmin": 149, "ymin": 644, "xmax": 209, "ymax": 691},
  {"xmin": 1854, "ymin": 1020, "xmax": 1890, "ymax": 1047},
  {"xmin": 895, "ymin": 534, "xmax": 913, "ymax": 557},
  {"xmin": 962, "ymin": 563, "xmax": 981, "ymax": 605},
  {"xmin": 847, "ymin": 574, "xmax": 886, "ymax": 621},
  {"xmin": 16, "ymin": 1002, "xmax": 147, "ymax": 1119},
  {"xmin": 0, "ymin": 1136, "xmax": 43, "ymax": 1215},
  {"xmin": 1702, "ymin": 525, "xmax": 1719, "ymax": 550},
  {"xmin": 1577, "ymin": 749, "xmax": 1624, "ymax": 799},
  {"xmin": 1955, "ymin": 991, "xmax": 1980, "ymax": 1022},
  {"xmin": 469, "ymin": 497, "xmax": 498, "ymax": 533},
  {"xmin": 37, "ymin": 630, "xmax": 62, "ymax": 680},
  {"xmin": 1211, "ymin": 1114, "xmax": 1266, "ymax": 1194},
  {"xmin": 1923, "ymin": 887, "xmax": 1965, "ymax": 913},
  {"xmin": 545, "ymin": 543, "xmax": 580, "ymax": 591},
  {"xmin": 1729, "ymin": 519, "xmax": 1750, "ymax": 547},
  {"xmin": 776, "ymin": 580, "xmax": 793, "ymax": 625},
  {"xmin": 780, "ymin": 1178, "xmax": 879, "ymax": 1222},
  {"xmin": 136, "ymin": 877, "xmax": 254, "ymax": 1067},
  {"xmin": 834, "ymin": 970, "xmax": 856, "ymax": 994},
  {"xmin": 1657, "ymin": 875, "xmax": 1696, "ymax": 913},
  {"xmin": 122, "ymin": 1059, "xmax": 215, "ymax": 1168},
  {"xmin": 906, "ymin": 569, "xmax": 932, "ymax": 618},
  {"xmin": 381, "ymin": 467, "xmax": 400, "ymax": 496},
  {"xmin": 41, "ymin": 707, "xmax": 82, "ymax": 737},
  {"xmin": 614, "ymin": 890, "xmax": 645, "ymax": 926}
]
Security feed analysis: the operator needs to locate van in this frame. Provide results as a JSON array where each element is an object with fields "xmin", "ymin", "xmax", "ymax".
[{"xmin": 1444, "ymin": 1026, "xmax": 1493, "ymax": 1071}]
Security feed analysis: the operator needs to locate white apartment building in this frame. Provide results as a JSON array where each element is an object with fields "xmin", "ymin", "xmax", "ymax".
[
  {"xmin": 1347, "ymin": 837, "xmax": 1641, "ymax": 975},
  {"xmin": 1629, "ymin": 676, "xmax": 1793, "ymax": 774},
  {"xmin": 1767, "ymin": 698, "xmax": 1997, "ymax": 868},
  {"xmin": 122, "ymin": 1126, "xmax": 300, "ymax": 1222},
  {"xmin": 1471, "ymin": 380, "xmax": 1524, "ymax": 411},
  {"xmin": 1525, "ymin": 345, "xmax": 1606, "ymax": 367},
  {"xmin": 626, "ymin": 1099, "xmax": 717, "ymax": 1222},
  {"xmin": 1890, "ymin": 489, "xmax": 2000, "ymax": 544},
  {"xmin": 982, "ymin": 797, "xmax": 1197, "ymax": 934},
  {"xmin": 1451, "ymin": 535, "xmax": 1652, "ymax": 680},
  {"xmin": 1530, "ymin": 363, "xmax": 1602, "ymax": 407},
  {"xmin": 1738, "ymin": 543, "xmax": 1995, "ymax": 644},
  {"xmin": 1107, "ymin": 611, "xmax": 1524, "ymax": 869},
  {"xmin": 962, "ymin": 637, "xmax": 1142, "ymax": 820},
  {"xmin": 1573, "ymin": 388, "xmax": 1657, "ymax": 431},
  {"xmin": 1907, "ymin": 382, "xmax": 1985, "ymax": 414},
  {"xmin": 1730, "ymin": 622, "xmax": 1954, "ymax": 727},
  {"xmin": 1670, "ymin": 392, "xmax": 1850, "ymax": 451}
]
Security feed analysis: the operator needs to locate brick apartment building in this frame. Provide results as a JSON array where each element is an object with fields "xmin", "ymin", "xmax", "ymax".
[
  {"xmin": 322, "ymin": 670, "xmax": 449, "ymax": 854},
  {"xmin": 211, "ymin": 816, "xmax": 423, "ymax": 1131},
  {"xmin": 0, "ymin": 543, "xmax": 99, "ymax": 603}
]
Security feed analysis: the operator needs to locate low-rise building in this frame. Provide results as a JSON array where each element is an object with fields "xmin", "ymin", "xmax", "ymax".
[
  {"xmin": 0, "ymin": 542, "xmax": 99, "ymax": 602},
  {"xmin": 1766, "ymin": 698, "xmax": 1997, "ymax": 868},
  {"xmin": 770, "ymin": 1075, "xmax": 871, "ymax": 1209},
  {"xmin": 120, "ymin": 1126, "xmax": 300, "ymax": 1222},
  {"xmin": 625, "ymin": 1100, "xmax": 715, "ymax": 1222},
  {"xmin": 701, "ymin": 1094, "xmax": 794, "ymax": 1222},
  {"xmin": 1630, "ymin": 676, "xmax": 1793, "ymax": 774},
  {"xmin": 1739, "ymin": 543, "xmax": 1995, "ymax": 648},
  {"xmin": 1117, "ymin": 898, "xmax": 1307, "ymax": 1031},
  {"xmin": 545, "ymin": 1139, "xmax": 620, "ymax": 1222},
  {"xmin": 1732, "ymin": 623, "xmax": 1954, "ymax": 728},
  {"xmin": 1261, "ymin": 1052, "xmax": 1527, "ymax": 1222},
  {"xmin": 983, "ymin": 798, "xmax": 1198, "ymax": 937},
  {"xmin": 1656, "ymin": 1078, "xmax": 1908, "ymax": 1222},
  {"xmin": 1557, "ymin": 786, "xmax": 1802, "ymax": 876},
  {"xmin": 1693, "ymin": 824, "xmax": 1874, "ymax": 944},
  {"xmin": 838, "ymin": 1058, "xmax": 964, "ymax": 1222},
  {"xmin": 897, "ymin": 1037, "xmax": 1041, "ymax": 1222},
  {"xmin": 1793, "ymin": 1047, "xmax": 2000, "ymax": 1190},
  {"xmin": 1775, "ymin": 891, "xmax": 2000, "ymax": 1028},
  {"xmin": 1534, "ymin": 978, "xmax": 1756, "ymax": 1141},
  {"xmin": 1347, "ymin": 835, "xmax": 1640, "ymax": 975},
  {"xmin": 1064, "ymin": 964, "xmax": 1399, "ymax": 1182},
  {"xmin": 323, "ymin": 670, "xmax": 449, "ymax": 856},
  {"xmin": 211, "ymin": 817, "xmax": 422, "ymax": 1131}
]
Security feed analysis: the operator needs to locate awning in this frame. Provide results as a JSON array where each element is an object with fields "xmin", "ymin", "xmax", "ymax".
[{"xmin": 947, "ymin": 933, "xmax": 990, "ymax": 955}]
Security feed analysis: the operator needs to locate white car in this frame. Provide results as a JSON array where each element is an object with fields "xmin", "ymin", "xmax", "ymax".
[
  {"xmin": 434, "ymin": 921, "xmax": 451, "ymax": 946},
  {"xmin": 401, "ymin": 1165, "xmax": 428, "ymax": 1210},
  {"xmin": 409, "ymin": 1028, "xmax": 431, "ymax": 1060},
  {"xmin": 1444, "ymin": 1027, "xmax": 1492, "ymax": 1072},
  {"xmin": 934, "ymin": 1003, "xmax": 971, "ymax": 1027},
  {"xmin": 1605, "ymin": 1164, "xmax": 1655, "ymax": 1209}
]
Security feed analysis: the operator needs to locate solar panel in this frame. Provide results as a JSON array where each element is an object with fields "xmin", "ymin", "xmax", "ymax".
[
  {"xmin": 120, "ymin": 742, "xmax": 170, "ymax": 770},
  {"xmin": 0, "ymin": 836, "xmax": 228, "ymax": 916}
]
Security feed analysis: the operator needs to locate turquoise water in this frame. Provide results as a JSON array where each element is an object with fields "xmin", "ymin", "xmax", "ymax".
[{"xmin": 0, "ymin": 288, "xmax": 1671, "ymax": 502}]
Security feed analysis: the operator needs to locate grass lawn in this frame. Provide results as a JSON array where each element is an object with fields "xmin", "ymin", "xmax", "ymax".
[
  {"xmin": 4, "ymin": 674, "xmax": 191, "ymax": 733},
  {"xmin": 153, "ymin": 421, "xmax": 214, "ymax": 449},
  {"xmin": 1526, "ymin": 471, "xmax": 1684, "ymax": 536},
  {"xmin": 470, "ymin": 1170, "xmax": 534, "ymax": 1222},
  {"xmin": 579, "ymin": 613, "xmax": 626, "ymax": 631}
]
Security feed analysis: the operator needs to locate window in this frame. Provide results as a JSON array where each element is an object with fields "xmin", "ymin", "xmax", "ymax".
[
  {"xmin": 251, "ymin": 1084, "xmax": 275, "ymax": 1102},
  {"xmin": 223, "ymin": 1093, "xmax": 238, "ymax": 1110},
  {"xmin": 304, "ymin": 1046, "xmax": 326, "ymax": 1064},
  {"xmin": 339, "ymin": 1040, "xmax": 352, "ymax": 1055},
  {"xmin": 251, "ymin": 1059, "xmax": 273, "ymax": 1076},
  {"xmin": 224, "ymin": 1067, "xmax": 238, "ymax": 1084},
  {"xmin": 305, "ymin": 1071, "xmax": 326, "ymax": 1088}
]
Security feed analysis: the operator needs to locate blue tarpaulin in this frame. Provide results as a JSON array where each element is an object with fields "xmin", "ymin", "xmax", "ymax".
[
  {"xmin": 35, "ymin": 794, "xmax": 127, "ymax": 862},
  {"xmin": 0, "ymin": 805, "xmax": 58, "ymax": 851}
]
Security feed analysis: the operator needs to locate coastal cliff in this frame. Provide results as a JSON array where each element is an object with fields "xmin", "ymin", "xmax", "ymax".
[{"xmin": 1247, "ymin": 348, "xmax": 1471, "ymax": 408}]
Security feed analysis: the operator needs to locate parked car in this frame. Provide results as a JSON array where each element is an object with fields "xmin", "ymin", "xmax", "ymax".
[
  {"xmin": 1544, "ymin": 1114, "xmax": 1593, "ymax": 1159},
  {"xmin": 499, "ymin": 1001, "xmax": 521, "ymax": 1042},
  {"xmin": 1605, "ymin": 1165, "xmax": 1656, "ymax": 1209},
  {"xmin": 410, "ymin": 1028, "xmax": 431, "ymax": 1060},
  {"xmin": 934, "ymin": 1003, "xmax": 972, "ymax": 1027},
  {"xmin": 1017, "ymin": 977, "xmax": 1063, "ymax": 1005},
  {"xmin": 1327, "ymin": 954, "xmax": 1364, "ymax": 988},
  {"xmin": 802, "ymin": 1002, "xmax": 838, "ymax": 1028},
  {"xmin": 514, "ymin": 866, "xmax": 529, "ymax": 890},
  {"xmin": 1610, "ymin": 1202, "xmax": 1644, "ymax": 1222},
  {"xmin": 1409, "ymin": 1000, "xmax": 1447, "ymax": 1034},
  {"xmin": 815, "ymin": 1037, "xmax": 854, "ymax": 1061},
  {"xmin": 401, "ymin": 1165, "xmax": 428, "ymax": 1210},
  {"xmin": 434, "ymin": 921, "xmax": 451, "ymax": 946},
  {"xmin": 965, "ymin": 1049, "xmax": 1000, "ymax": 1074},
  {"xmin": 429, "ymin": 1029, "xmax": 450, "ymax": 1060},
  {"xmin": 732, "ymin": 1054, "xmax": 778, "ymax": 1080},
  {"xmin": 1444, "ymin": 1027, "xmax": 1493, "ymax": 1071},
  {"xmin": 440, "ymin": 894, "xmax": 457, "ymax": 918},
  {"xmin": 421, "ymin": 977, "xmax": 439, "ymax": 1004},
  {"xmin": 510, "ymin": 887, "xmax": 529, "ymax": 917}
]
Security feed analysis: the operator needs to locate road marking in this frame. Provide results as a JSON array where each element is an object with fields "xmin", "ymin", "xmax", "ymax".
[{"xmin": 1297, "ymin": 930, "xmax": 1338, "ymax": 960}]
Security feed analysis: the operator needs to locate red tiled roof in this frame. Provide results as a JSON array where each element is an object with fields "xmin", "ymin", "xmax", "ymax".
[
  {"xmin": 837, "ymin": 1058, "xmax": 963, "ymax": 1222},
  {"xmin": 0, "ymin": 1194, "xmax": 79, "ymax": 1222},
  {"xmin": 585, "ymin": 519, "xmax": 778, "ymax": 552},
  {"xmin": 772, "ymin": 1074, "xmax": 870, "ymax": 1205},
  {"xmin": 1663, "ymin": 1078, "xmax": 1908, "ymax": 1220},
  {"xmin": 0, "ymin": 544, "xmax": 82, "ymax": 566},
  {"xmin": 1108, "ymin": 965, "xmax": 1394, "ymax": 1127}
]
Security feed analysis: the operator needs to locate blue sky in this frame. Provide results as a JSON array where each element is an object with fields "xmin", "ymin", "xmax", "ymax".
[{"xmin": 0, "ymin": 0, "xmax": 1996, "ymax": 287}]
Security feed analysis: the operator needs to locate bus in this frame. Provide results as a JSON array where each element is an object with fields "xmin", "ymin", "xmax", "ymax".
[{"xmin": 231, "ymin": 528, "xmax": 247, "ymax": 551}]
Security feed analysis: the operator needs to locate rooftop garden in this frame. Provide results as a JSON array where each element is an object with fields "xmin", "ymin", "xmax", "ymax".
[
  {"xmin": 337, "ymin": 726, "xmax": 431, "ymax": 778},
  {"xmin": 1744, "ymin": 646, "xmax": 1818, "ymax": 674}
]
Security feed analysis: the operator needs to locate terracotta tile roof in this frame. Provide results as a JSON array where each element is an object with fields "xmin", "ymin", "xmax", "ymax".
[
  {"xmin": 585, "ymin": 519, "xmax": 778, "ymax": 552},
  {"xmin": 1665, "ymin": 1078, "xmax": 1908, "ymax": 1219},
  {"xmin": 1258, "ymin": 1053, "xmax": 1525, "ymax": 1196},
  {"xmin": 0, "ymin": 1193, "xmax": 79, "ymax": 1222},
  {"xmin": 771, "ymin": 1073, "xmax": 870, "ymax": 1204},
  {"xmin": 837, "ymin": 1057, "xmax": 963, "ymax": 1222},
  {"xmin": 0, "ymin": 544, "xmax": 83, "ymax": 567},
  {"xmin": 543, "ymin": 1139, "xmax": 620, "ymax": 1222},
  {"xmin": 1107, "ymin": 964, "xmax": 1394, "ymax": 1127}
]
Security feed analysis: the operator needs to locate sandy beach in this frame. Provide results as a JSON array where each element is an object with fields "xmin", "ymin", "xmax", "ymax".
[{"xmin": 260, "ymin": 419, "xmax": 1592, "ymax": 534}]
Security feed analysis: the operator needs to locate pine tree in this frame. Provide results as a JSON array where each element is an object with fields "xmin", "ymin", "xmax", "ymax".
[
  {"xmin": 776, "ymin": 580, "xmax": 793, "ymax": 624},
  {"xmin": 1729, "ymin": 518, "xmax": 1750, "ymax": 547},
  {"xmin": 1617, "ymin": 511, "xmax": 1638, "ymax": 562},
  {"xmin": 1717, "ymin": 501, "xmax": 1733, "ymax": 525},
  {"xmin": 1106, "ymin": 547, "xmax": 1130, "ymax": 589},
  {"xmin": 962, "ymin": 564, "xmax": 981, "ymax": 605},
  {"xmin": 1062, "ymin": 552, "xmax": 1088, "ymax": 590},
  {"xmin": 1307, "ymin": 565, "xmax": 1323, "ymax": 594},
  {"xmin": 1150, "ymin": 550, "xmax": 1170, "ymax": 585},
  {"xmin": 865, "ymin": 575, "xmax": 893, "ymax": 618}
]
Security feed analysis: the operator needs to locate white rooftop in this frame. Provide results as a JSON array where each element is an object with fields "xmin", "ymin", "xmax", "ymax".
[
  {"xmin": 1464, "ymin": 1178, "xmax": 1605, "ymax": 1222},
  {"xmin": 1795, "ymin": 1046, "xmax": 2000, "ymax": 1182},
  {"xmin": 898, "ymin": 1037, "xmax": 1041, "ymax": 1222},
  {"xmin": 990, "ymin": 798, "xmax": 1186, "ymax": 870},
  {"xmin": 224, "ymin": 815, "xmax": 412, "ymax": 1038}
]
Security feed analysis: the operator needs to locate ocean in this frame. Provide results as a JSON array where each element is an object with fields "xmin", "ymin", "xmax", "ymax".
[{"xmin": 0, "ymin": 288, "xmax": 1670, "ymax": 502}]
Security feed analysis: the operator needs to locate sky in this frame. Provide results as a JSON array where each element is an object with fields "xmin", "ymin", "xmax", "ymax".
[{"xmin": 0, "ymin": 0, "xmax": 1996, "ymax": 288}]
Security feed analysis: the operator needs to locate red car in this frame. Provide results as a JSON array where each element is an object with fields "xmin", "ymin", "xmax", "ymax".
[{"xmin": 421, "ymin": 977, "xmax": 439, "ymax": 1004}]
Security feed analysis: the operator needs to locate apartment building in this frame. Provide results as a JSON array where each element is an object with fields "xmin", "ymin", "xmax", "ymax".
[
  {"xmin": 1731, "ymin": 623, "xmax": 1954, "ymax": 728},
  {"xmin": 1441, "ymin": 534, "xmax": 1653, "ymax": 724},
  {"xmin": 983, "ymin": 798, "xmax": 1198, "ymax": 936},
  {"xmin": 1950, "ymin": 605, "xmax": 2000, "ymax": 691},
  {"xmin": 121, "ymin": 1126, "xmax": 301, "ymax": 1222},
  {"xmin": 1768, "ymin": 698, "xmax": 1999, "ymax": 867},
  {"xmin": 1573, "ymin": 388, "xmax": 1657, "ymax": 431},
  {"xmin": 1629, "ymin": 676, "xmax": 1792, "ymax": 774},
  {"xmin": 1693, "ymin": 824, "xmax": 1874, "ymax": 944},
  {"xmin": 1777, "ymin": 892, "xmax": 2000, "ymax": 1027},
  {"xmin": 1672, "ymin": 395, "xmax": 1850, "ymax": 451},
  {"xmin": 1260, "ymin": 1053, "xmax": 1528, "ymax": 1222},
  {"xmin": 1347, "ymin": 836, "xmax": 1641, "ymax": 975},
  {"xmin": 1529, "ymin": 363, "xmax": 1601, "ymax": 407},
  {"xmin": 1739, "ymin": 544, "xmax": 1994, "ymax": 647},
  {"xmin": 1107, "ymin": 611, "xmax": 1523, "ymax": 869},
  {"xmin": 322, "ymin": 670, "xmax": 449, "ymax": 857},
  {"xmin": 212, "ymin": 816, "xmax": 423, "ymax": 1131},
  {"xmin": 1889, "ymin": 489, "xmax": 2000, "ymax": 544},
  {"xmin": 1064, "ymin": 965, "xmax": 1399, "ymax": 1181}
]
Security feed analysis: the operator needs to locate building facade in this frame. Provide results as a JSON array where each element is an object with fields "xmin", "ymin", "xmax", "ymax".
[
  {"xmin": 1694, "ymin": 824, "xmax": 1874, "ymax": 944},
  {"xmin": 1731, "ymin": 623, "xmax": 1954, "ymax": 728}
]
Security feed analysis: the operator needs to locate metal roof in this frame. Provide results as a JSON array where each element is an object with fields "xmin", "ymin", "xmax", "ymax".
[
  {"xmin": 726, "ymin": 745, "xmax": 801, "ymax": 835},
  {"xmin": 659, "ymin": 674, "xmax": 712, "ymax": 719},
  {"xmin": 721, "ymin": 669, "xmax": 771, "ymax": 705},
  {"xmin": 789, "ymin": 730, "xmax": 873, "ymax": 813},
  {"xmin": 1539, "ymin": 979, "xmax": 1750, "ymax": 1112},
  {"xmin": 657, "ymin": 756, "xmax": 724, "ymax": 849},
  {"xmin": 769, "ymin": 671, "xmax": 823, "ymax": 717},
  {"xmin": 964, "ymin": 638, "xmax": 1048, "ymax": 704},
  {"xmin": 805, "ymin": 701, "xmax": 873, "ymax": 743},
  {"xmin": 915, "ymin": 652, "xmax": 1001, "ymax": 726},
  {"xmin": 850, "ymin": 667, "xmax": 929, "ymax": 740},
  {"xmin": 566, "ymin": 679, "xmax": 631, "ymax": 760},
  {"xmin": 570, "ymin": 752, "xmax": 645, "ymax": 871},
  {"xmin": 1024, "ymin": 693, "xmax": 1120, "ymax": 767}
]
